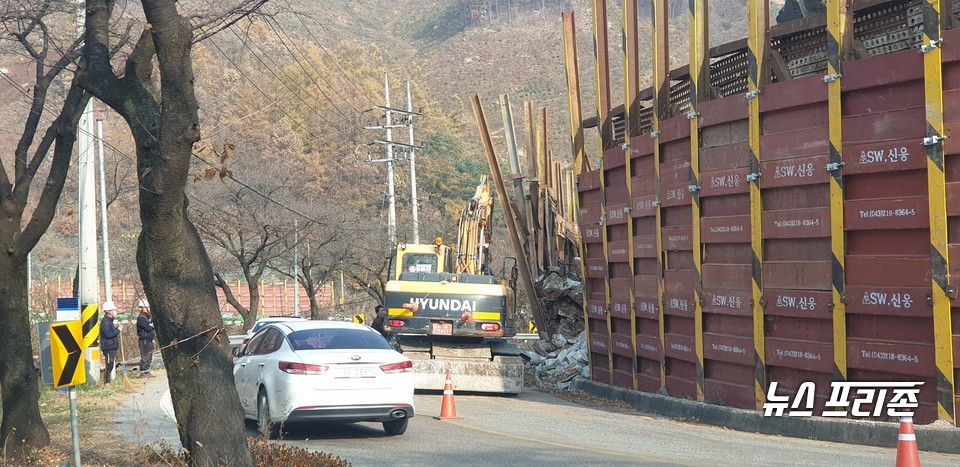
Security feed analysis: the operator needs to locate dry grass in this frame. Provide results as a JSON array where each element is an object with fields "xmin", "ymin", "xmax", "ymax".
[{"xmin": 23, "ymin": 370, "xmax": 167, "ymax": 466}]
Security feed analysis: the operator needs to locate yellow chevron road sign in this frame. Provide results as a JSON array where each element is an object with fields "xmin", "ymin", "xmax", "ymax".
[{"xmin": 50, "ymin": 321, "xmax": 86, "ymax": 388}]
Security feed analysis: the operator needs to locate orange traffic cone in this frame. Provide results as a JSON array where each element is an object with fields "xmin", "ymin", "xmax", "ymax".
[
  {"xmin": 434, "ymin": 370, "xmax": 463, "ymax": 421},
  {"xmin": 895, "ymin": 416, "xmax": 921, "ymax": 467}
]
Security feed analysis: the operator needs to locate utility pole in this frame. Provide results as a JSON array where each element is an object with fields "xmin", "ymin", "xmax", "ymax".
[
  {"xmin": 364, "ymin": 74, "xmax": 423, "ymax": 245},
  {"xmin": 96, "ymin": 119, "xmax": 112, "ymax": 301},
  {"xmin": 76, "ymin": 0, "xmax": 100, "ymax": 395},
  {"xmin": 77, "ymin": 7, "xmax": 98, "ymax": 308},
  {"xmin": 293, "ymin": 219, "xmax": 299, "ymax": 315},
  {"xmin": 74, "ymin": 2, "xmax": 96, "ymax": 462},
  {"xmin": 406, "ymin": 81, "xmax": 420, "ymax": 243}
]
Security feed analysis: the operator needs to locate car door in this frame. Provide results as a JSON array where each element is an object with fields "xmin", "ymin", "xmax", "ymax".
[
  {"xmin": 248, "ymin": 328, "xmax": 285, "ymax": 398},
  {"xmin": 235, "ymin": 330, "xmax": 269, "ymax": 414}
]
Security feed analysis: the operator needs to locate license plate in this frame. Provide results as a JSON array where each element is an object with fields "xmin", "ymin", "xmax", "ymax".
[
  {"xmin": 431, "ymin": 322, "xmax": 453, "ymax": 336},
  {"xmin": 337, "ymin": 367, "xmax": 374, "ymax": 378}
]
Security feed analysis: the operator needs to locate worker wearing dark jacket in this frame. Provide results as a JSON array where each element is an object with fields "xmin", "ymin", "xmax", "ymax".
[
  {"xmin": 371, "ymin": 305, "xmax": 388, "ymax": 338},
  {"xmin": 136, "ymin": 299, "xmax": 156, "ymax": 377},
  {"xmin": 99, "ymin": 301, "xmax": 121, "ymax": 384}
]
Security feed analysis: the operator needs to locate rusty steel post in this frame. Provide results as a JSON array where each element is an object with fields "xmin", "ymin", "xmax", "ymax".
[
  {"xmin": 472, "ymin": 95, "xmax": 553, "ymax": 340},
  {"xmin": 592, "ymin": 0, "xmax": 615, "ymax": 383},
  {"xmin": 563, "ymin": 11, "xmax": 592, "ymax": 175},
  {"xmin": 651, "ymin": 0, "xmax": 670, "ymax": 391}
]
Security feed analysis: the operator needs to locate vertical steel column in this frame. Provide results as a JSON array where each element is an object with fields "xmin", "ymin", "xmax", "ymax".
[
  {"xmin": 651, "ymin": 0, "xmax": 670, "ymax": 389},
  {"xmin": 747, "ymin": 0, "xmax": 769, "ymax": 411},
  {"xmin": 622, "ymin": 0, "xmax": 640, "ymax": 389},
  {"xmin": 563, "ymin": 11, "xmax": 590, "ymax": 177},
  {"xmin": 688, "ymin": 0, "xmax": 709, "ymax": 402},
  {"xmin": 562, "ymin": 11, "xmax": 595, "ymax": 376},
  {"xmin": 825, "ymin": 0, "xmax": 850, "ymax": 385},
  {"xmin": 922, "ymin": 0, "xmax": 957, "ymax": 424},
  {"xmin": 594, "ymin": 0, "xmax": 615, "ymax": 379}
]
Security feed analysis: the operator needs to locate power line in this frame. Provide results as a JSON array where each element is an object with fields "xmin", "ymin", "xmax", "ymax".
[
  {"xmin": 280, "ymin": 0, "xmax": 380, "ymax": 109},
  {"xmin": 199, "ymin": 7, "xmax": 355, "ymax": 141},
  {"xmin": 263, "ymin": 16, "xmax": 361, "ymax": 117}
]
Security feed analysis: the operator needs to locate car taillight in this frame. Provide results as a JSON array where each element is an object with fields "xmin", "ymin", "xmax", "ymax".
[
  {"xmin": 242, "ymin": 337, "xmax": 249, "ymax": 345},
  {"xmin": 481, "ymin": 323, "xmax": 500, "ymax": 332},
  {"xmin": 388, "ymin": 319, "xmax": 405, "ymax": 327},
  {"xmin": 379, "ymin": 360, "xmax": 413, "ymax": 373},
  {"xmin": 279, "ymin": 361, "xmax": 328, "ymax": 375}
]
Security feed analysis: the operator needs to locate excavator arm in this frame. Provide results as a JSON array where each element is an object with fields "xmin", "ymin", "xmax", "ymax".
[{"xmin": 455, "ymin": 176, "xmax": 494, "ymax": 275}]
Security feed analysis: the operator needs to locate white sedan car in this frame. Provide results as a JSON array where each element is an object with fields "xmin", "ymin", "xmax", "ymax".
[{"xmin": 233, "ymin": 320, "xmax": 414, "ymax": 438}]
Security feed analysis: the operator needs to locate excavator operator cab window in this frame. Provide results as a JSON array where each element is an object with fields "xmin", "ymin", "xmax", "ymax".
[
  {"xmin": 444, "ymin": 250, "xmax": 456, "ymax": 274},
  {"xmin": 401, "ymin": 253, "xmax": 437, "ymax": 274}
]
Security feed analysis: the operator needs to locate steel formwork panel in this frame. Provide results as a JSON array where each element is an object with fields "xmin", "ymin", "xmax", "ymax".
[{"xmin": 571, "ymin": 0, "xmax": 960, "ymax": 425}]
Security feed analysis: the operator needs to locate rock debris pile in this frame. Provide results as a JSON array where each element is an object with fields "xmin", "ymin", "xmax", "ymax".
[{"xmin": 522, "ymin": 270, "xmax": 589, "ymax": 390}]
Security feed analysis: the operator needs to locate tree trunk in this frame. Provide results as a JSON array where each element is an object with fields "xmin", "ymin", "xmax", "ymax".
[
  {"xmin": 0, "ymin": 250, "xmax": 49, "ymax": 457},
  {"xmin": 139, "ymin": 206, "xmax": 251, "ymax": 465},
  {"xmin": 244, "ymin": 269, "xmax": 261, "ymax": 321},
  {"xmin": 81, "ymin": 1, "xmax": 252, "ymax": 465},
  {"xmin": 215, "ymin": 273, "xmax": 254, "ymax": 331},
  {"xmin": 305, "ymin": 281, "xmax": 321, "ymax": 320}
]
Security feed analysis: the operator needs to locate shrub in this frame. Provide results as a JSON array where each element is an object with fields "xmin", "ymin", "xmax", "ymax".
[{"xmin": 249, "ymin": 438, "xmax": 350, "ymax": 466}]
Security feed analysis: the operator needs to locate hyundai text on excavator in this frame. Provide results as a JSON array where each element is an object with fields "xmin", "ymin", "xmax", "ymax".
[{"xmin": 383, "ymin": 177, "xmax": 524, "ymax": 394}]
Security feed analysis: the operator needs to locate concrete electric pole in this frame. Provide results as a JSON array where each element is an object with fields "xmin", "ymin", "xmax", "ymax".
[
  {"xmin": 293, "ymin": 219, "xmax": 299, "ymax": 315},
  {"xmin": 96, "ymin": 119, "xmax": 113, "ymax": 301},
  {"xmin": 364, "ymin": 75, "xmax": 423, "ymax": 246},
  {"xmin": 406, "ymin": 81, "xmax": 420, "ymax": 244}
]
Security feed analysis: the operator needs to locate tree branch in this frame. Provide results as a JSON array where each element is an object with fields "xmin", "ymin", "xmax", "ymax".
[
  {"xmin": 123, "ymin": 26, "xmax": 155, "ymax": 92},
  {"xmin": 191, "ymin": 0, "xmax": 268, "ymax": 44},
  {"xmin": 214, "ymin": 273, "xmax": 248, "ymax": 317},
  {"xmin": 16, "ymin": 82, "xmax": 91, "ymax": 256}
]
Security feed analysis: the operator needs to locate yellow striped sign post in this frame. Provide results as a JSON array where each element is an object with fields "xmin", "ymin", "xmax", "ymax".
[
  {"xmin": 747, "ymin": 0, "xmax": 768, "ymax": 410},
  {"xmin": 826, "ymin": 0, "xmax": 850, "ymax": 385},
  {"xmin": 651, "ymin": 0, "xmax": 669, "ymax": 390},
  {"xmin": 922, "ymin": 0, "xmax": 956, "ymax": 425},
  {"xmin": 689, "ymin": 0, "xmax": 708, "ymax": 402},
  {"xmin": 81, "ymin": 303, "xmax": 99, "ymax": 348}
]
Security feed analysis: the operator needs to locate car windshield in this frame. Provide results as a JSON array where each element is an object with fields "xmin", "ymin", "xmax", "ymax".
[
  {"xmin": 288, "ymin": 328, "xmax": 392, "ymax": 351},
  {"xmin": 250, "ymin": 319, "xmax": 296, "ymax": 334}
]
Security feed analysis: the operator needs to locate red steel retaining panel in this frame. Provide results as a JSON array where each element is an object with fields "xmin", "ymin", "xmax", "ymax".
[
  {"xmin": 659, "ymin": 115, "xmax": 697, "ymax": 399},
  {"xmin": 631, "ymin": 134, "xmax": 661, "ymax": 393},
  {"xmin": 842, "ymin": 48, "xmax": 937, "ymax": 423},
  {"xmin": 605, "ymin": 146, "xmax": 635, "ymax": 389},
  {"xmin": 698, "ymin": 96, "xmax": 755, "ymax": 409},
  {"xmin": 758, "ymin": 74, "xmax": 836, "ymax": 409},
  {"xmin": 579, "ymin": 170, "xmax": 609, "ymax": 384}
]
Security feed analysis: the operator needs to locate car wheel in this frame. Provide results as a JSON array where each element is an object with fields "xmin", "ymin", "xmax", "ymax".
[
  {"xmin": 257, "ymin": 390, "xmax": 280, "ymax": 439},
  {"xmin": 382, "ymin": 417, "xmax": 408, "ymax": 436}
]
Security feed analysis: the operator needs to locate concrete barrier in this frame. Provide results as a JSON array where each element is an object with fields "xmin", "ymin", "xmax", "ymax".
[{"xmin": 571, "ymin": 379, "xmax": 960, "ymax": 454}]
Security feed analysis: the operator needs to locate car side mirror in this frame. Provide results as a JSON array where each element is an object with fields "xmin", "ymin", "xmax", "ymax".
[{"xmin": 232, "ymin": 346, "xmax": 240, "ymax": 357}]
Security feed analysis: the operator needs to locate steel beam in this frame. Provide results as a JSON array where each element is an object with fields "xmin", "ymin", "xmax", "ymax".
[{"xmin": 922, "ymin": 0, "xmax": 957, "ymax": 425}]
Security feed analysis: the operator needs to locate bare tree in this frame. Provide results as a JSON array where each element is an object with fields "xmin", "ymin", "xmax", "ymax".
[
  {"xmin": 78, "ymin": 1, "xmax": 266, "ymax": 464},
  {"xmin": 194, "ymin": 186, "xmax": 286, "ymax": 331},
  {"xmin": 0, "ymin": 1, "xmax": 97, "ymax": 458},
  {"xmin": 269, "ymin": 214, "xmax": 353, "ymax": 320}
]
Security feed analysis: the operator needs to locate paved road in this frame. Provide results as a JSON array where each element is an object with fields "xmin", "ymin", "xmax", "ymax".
[{"xmin": 119, "ymin": 379, "xmax": 960, "ymax": 465}]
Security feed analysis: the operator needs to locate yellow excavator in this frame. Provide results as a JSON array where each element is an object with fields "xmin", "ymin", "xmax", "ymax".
[{"xmin": 383, "ymin": 177, "xmax": 523, "ymax": 393}]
